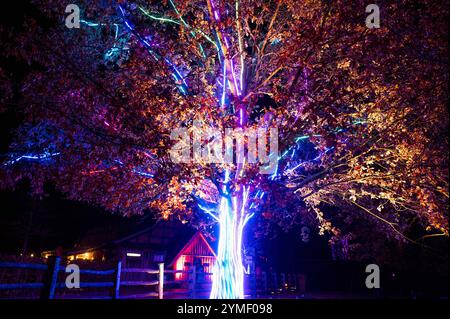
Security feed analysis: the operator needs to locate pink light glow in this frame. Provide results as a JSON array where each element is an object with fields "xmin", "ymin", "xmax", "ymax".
[{"xmin": 175, "ymin": 255, "xmax": 186, "ymax": 280}]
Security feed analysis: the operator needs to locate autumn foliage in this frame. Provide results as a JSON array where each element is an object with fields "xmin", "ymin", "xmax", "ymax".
[{"xmin": 0, "ymin": 0, "xmax": 448, "ymax": 257}]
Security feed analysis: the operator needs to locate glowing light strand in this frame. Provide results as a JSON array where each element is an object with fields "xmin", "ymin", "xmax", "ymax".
[
  {"xmin": 2, "ymin": 151, "xmax": 155, "ymax": 180},
  {"xmin": 210, "ymin": 192, "xmax": 247, "ymax": 299},
  {"xmin": 118, "ymin": 5, "xmax": 188, "ymax": 95},
  {"xmin": 3, "ymin": 151, "xmax": 60, "ymax": 166}
]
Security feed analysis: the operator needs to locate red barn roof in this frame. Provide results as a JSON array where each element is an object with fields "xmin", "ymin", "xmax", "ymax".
[{"xmin": 169, "ymin": 231, "xmax": 216, "ymax": 267}]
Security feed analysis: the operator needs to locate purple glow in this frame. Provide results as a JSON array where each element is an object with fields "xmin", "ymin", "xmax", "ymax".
[{"xmin": 209, "ymin": 0, "xmax": 220, "ymax": 21}]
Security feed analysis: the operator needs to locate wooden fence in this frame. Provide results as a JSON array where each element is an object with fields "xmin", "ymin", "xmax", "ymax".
[
  {"xmin": 0, "ymin": 257, "xmax": 212, "ymax": 299},
  {"xmin": 0, "ymin": 258, "xmax": 303, "ymax": 299}
]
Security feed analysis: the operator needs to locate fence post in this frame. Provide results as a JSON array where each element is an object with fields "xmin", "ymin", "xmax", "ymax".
[
  {"xmin": 41, "ymin": 256, "xmax": 60, "ymax": 299},
  {"xmin": 189, "ymin": 266, "xmax": 196, "ymax": 299},
  {"xmin": 158, "ymin": 263, "xmax": 164, "ymax": 299},
  {"xmin": 112, "ymin": 261, "xmax": 122, "ymax": 299}
]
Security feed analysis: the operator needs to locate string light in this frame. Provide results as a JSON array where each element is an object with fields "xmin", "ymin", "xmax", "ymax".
[
  {"xmin": 118, "ymin": 4, "xmax": 188, "ymax": 95},
  {"xmin": 3, "ymin": 151, "xmax": 60, "ymax": 166}
]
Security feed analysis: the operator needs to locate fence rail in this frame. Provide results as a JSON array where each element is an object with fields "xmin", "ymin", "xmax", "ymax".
[
  {"xmin": 0, "ymin": 283, "xmax": 44, "ymax": 290},
  {"xmin": 0, "ymin": 262, "xmax": 48, "ymax": 271},
  {"xmin": 121, "ymin": 268, "xmax": 159, "ymax": 274},
  {"xmin": 0, "ymin": 258, "xmax": 304, "ymax": 299},
  {"xmin": 0, "ymin": 257, "xmax": 182, "ymax": 299}
]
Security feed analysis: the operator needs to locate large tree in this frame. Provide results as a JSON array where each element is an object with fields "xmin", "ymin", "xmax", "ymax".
[{"xmin": 1, "ymin": 0, "xmax": 448, "ymax": 298}]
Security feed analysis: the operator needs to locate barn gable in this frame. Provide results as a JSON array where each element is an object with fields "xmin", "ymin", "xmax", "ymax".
[{"xmin": 170, "ymin": 232, "xmax": 216, "ymax": 281}]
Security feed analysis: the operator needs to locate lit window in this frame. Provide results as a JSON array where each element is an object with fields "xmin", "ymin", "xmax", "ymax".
[
  {"xmin": 75, "ymin": 252, "xmax": 94, "ymax": 260},
  {"xmin": 126, "ymin": 252, "xmax": 141, "ymax": 257}
]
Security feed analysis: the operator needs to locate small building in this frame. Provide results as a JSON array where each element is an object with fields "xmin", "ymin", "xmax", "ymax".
[{"xmin": 169, "ymin": 231, "xmax": 216, "ymax": 281}]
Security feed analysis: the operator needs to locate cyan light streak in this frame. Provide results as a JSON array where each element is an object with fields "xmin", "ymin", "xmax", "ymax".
[
  {"xmin": 138, "ymin": 1, "xmax": 215, "ymax": 60},
  {"xmin": 80, "ymin": 19, "xmax": 125, "ymax": 64},
  {"xmin": 270, "ymin": 164, "xmax": 278, "ymax": 180},
  {"xmin": 223, "ymin": 170, "xmax": 230, "ymax": 184},
  {"xmin": 132, "ymin": 169, "xmax": 154, "ymax": 178},
  {"xmin": 165, "ymin": 58, "xmax": 188, "ymax": 88},
  {"xmin": 197, "ymin": 204, "xmax": 220, "ymax": 221},
  {"xmin": 167, "ymin": 0, "xmax": 207, "ymax": 58},
  {"xmin": 295, "ymin": 135, "xmax": 310, "ymax": 142},
  {"xmin": 271, "ymin": 38, "xmax": 281, "ymax": 45},
  {"xmin": 138, "ymin": 7, "xmax": 181, "ymax": 25},
  {"xmin": 290, "ymin": 147, "xmax": 296, "ymax": 159},
  {"xmin": 3, "ymin": 151, "xmax": 60, "ymax": 166},
  {"xmin": 80, "ymin": 19, "xmax": 120, "ymax": 39},
  {"xmin": 118, "ymin": 5, "xmax": 188, "ymax": 95},
  {"xmin": 3, "ymin": 150, "xmax": 155, "ymax": 181}
]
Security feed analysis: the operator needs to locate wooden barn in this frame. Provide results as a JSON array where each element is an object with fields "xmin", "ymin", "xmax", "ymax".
[{"xmin": 169, "ymin": 232, "xmax": 216, "ymax": 281}]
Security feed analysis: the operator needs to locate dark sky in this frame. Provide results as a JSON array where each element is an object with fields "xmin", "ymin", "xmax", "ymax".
[{"xmin": 0, "ymin": 181, "xmax": 133, "ymax": 254}]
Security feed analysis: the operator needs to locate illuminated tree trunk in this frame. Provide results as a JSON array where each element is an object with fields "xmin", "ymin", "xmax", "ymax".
[{"xmin": 210, "ymin": 192, "xmax": 247, "ymax": 299}]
